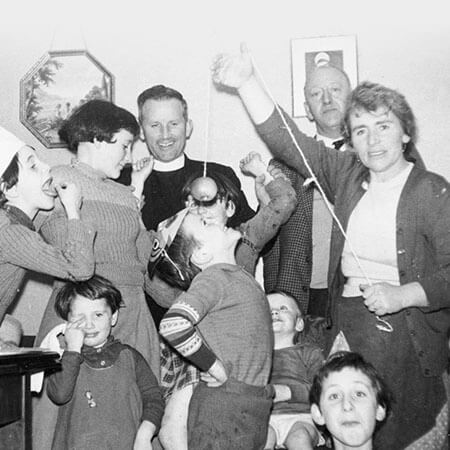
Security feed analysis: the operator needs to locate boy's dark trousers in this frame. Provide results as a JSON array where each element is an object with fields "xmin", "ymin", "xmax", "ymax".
[{"xmin": 187, "ymin": 378, "xmax": 274, "ymax": 450}]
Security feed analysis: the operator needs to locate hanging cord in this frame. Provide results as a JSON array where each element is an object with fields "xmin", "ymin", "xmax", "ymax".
[
  {"xmin": 249, "ymin": 53, "xmax": 393, "ymax": 333},
  {"xmin": 203, "ymin": 76, "xmax": 213, "ymax": 177}
]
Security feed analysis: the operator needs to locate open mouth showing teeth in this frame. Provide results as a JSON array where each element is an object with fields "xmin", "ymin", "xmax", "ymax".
[{"xmin": 42, "ymin": 178, "xmax": 57, "ymax": 196}]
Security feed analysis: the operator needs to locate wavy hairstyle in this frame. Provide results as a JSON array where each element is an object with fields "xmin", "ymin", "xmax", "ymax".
[
  {"xmin": 342, "ymin": 81, "xmax": 417, "ymax": 154},
  {"xmin": 59, "ymin": 99, "xmax": 139, "ymax": 153}
]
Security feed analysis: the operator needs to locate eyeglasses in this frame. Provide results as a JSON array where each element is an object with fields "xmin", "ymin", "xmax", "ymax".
[{"xmin": 187, "ymin": 194, "xmax": 221, "ymax": 209}]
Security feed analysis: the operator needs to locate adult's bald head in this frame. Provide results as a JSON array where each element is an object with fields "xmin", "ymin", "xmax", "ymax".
[{"xmin": 303, "ymin": 64, "xmax": 351, "ymax": 139}]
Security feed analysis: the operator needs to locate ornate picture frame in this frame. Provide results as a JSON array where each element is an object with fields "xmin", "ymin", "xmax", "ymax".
[
  {"xmin": 291, "ymin": 35, "xmax": 358, "ymax": 118},
  {"xmin": 20, "ymin": 50, "xmax": 114, "ymax": 148}
]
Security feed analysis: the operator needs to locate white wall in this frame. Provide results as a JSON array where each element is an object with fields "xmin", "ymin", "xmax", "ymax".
[{"xmin": 2, "ymin": 0, "xmax": 449, "ymax": 334}]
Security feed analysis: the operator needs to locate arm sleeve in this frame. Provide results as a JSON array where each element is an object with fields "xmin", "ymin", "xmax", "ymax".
[
  {"xmin": 256, "ymin": 107, "xmax": 358, "ymax": 201},
  {"xmin": 417, "ymin": 180, "xmax": 450, "ymax": 311},
  {"xmin": 144, "ymin": 273, "xmax": 182, "ymax": 309},
  {"xmin": 47, "ymin": 351, "xmax": 82, "ymax": 405},
  {"xmin": 237, "ymin": 177, "xmax": 296, "ymax": 274},
  {"xmin": 0, "ymin": 215, "xmax": 95, "ymax": 281},
  {"xmin": 159, "ymin": 271, "xmax": 223, "ymax": 371},
  {"xmin": 131, "ymin": 348, "xmax": 164, "ymax": 432}
]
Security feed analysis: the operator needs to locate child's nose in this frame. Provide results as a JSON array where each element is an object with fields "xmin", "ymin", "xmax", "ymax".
[
  {"xmin": 271, "ymin": 309, "xmax": 279, "ymax": 318},
  {"xmin": 342, "ymin": 395, "xmax": 354, "ymax": 412}
]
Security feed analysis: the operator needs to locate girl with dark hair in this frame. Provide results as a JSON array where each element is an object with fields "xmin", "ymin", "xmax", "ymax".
[
  {"xmin": 0, "ymin": 126, "xmax": 94, "ymax": 344},
  {"xmin": 37, "ymin": 99, "xmax": 159, "ymax": 372}
]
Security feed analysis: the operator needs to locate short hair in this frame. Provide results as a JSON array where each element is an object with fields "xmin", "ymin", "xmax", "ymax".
[
  {"xmin": 304, "ymin": 63, "xmax": 351, "ymax": 96},
  {"xmin": 58, "ymin": 99, "xmax": 140, "ymax": 153},
  {"xmin": 0, "ymin": 154, "xmax": 19, "ymax": 206},
  {"xmin": 137, "ymin": 85, "xmax": 188, "ymax": 122},
  {"xmin": 309, "ymin": 351, "xmax": 392, "ymax": 418},
  {"xmin": 54, "ymin": 275, "xmax": 124, "ymax": 320},
  {"xmin": 152, "ymin": 225, "xmax": 201, "ymax": 291},
  {"xmin": 342, "ymin": 81, "xmax": 417, "ymax": 149},
  {"xmin": 182, "ymin": 171, "xmax": 241, "ymax": 219}
]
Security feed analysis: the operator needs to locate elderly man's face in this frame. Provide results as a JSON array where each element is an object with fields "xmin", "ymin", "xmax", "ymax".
[{"xmin": 304, "ymin": 66, "xmax": 351, "ymax": 138}]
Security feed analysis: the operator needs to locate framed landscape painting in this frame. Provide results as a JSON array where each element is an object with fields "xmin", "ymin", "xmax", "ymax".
[{"xmin": 20, "ymin": 50, "xmax": 114, "ymax": 148}]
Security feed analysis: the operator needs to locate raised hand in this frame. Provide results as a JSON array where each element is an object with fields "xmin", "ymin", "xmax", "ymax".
[
  {"xmin": 240, "ymin": 151, "xmax": 274, "ymax": 184},
  {"xmin": 64, "ymin": 318, "xmax": 86, "ymax": 353},
  {"xmin": 211, "ymin": 42, "xmax": 254, "ymax": 89}
]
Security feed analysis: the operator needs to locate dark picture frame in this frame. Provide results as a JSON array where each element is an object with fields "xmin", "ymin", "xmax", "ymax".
[{"xmin": 20, "ymin": 50, "xmax": 114, "ymax": 148}]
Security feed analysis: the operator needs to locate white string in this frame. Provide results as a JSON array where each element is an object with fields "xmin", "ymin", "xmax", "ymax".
[
  {"xmin": 203, "ymin": 77, "xmax": 212, "ymax": 177},
  {"xmin": 249, "ymin": 53, "xmax": 393, "ymax": 333}
]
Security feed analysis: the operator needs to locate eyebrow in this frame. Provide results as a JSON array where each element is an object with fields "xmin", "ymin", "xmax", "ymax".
[
  {"xmin": 324, "ymin": 380, "xmax": 371, "ymax": 390},
  {"xmin": 351, "ymin": 118, "xmax": 394, "ymax": 132}
]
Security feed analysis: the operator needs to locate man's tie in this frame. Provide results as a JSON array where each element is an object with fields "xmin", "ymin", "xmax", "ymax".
[{"xmin": 332, "ymin": 139, "xmax": 345, "ymax": 150}]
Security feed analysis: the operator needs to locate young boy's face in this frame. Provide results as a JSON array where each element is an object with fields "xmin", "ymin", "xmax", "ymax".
[
  {"xmin": 15, "ymin": 146, "xmax": 56, "ymax": 213},
  {"xmin": 68, "ymin": 295, "xmax": 118, "ymax": 348},
  {"xmin": 311, "ymin": 367, "xmax": 386, "ymax": 449},
  {"xmin": 267, "ymin": 293, "xmax": 303, "ymax": 335},
  {"xmin": 187, "ymin": 196, "xmax": 234, "ymax": 228},
  {"xmin": 182, "ymin": 212, "xmax": 241, "ymax": 265}
]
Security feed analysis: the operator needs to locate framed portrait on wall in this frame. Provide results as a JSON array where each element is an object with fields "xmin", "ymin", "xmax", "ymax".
[
  {"xmin": 20, "ymin": 50, "xmax": 114, "ymax": 148},
  {"xmin": 291, "ymin": 35, "xmax": 358, "ymax": 118}
]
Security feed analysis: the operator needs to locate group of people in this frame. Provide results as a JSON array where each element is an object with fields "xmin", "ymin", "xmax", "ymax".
[{"xmin": 0, "ymin": 42, "xmax": 447, "ymax": 450}]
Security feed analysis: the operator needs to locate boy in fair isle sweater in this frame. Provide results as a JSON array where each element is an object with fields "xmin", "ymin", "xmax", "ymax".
[{"xmin": 155, "ymin": 207, "xmax": 273, "ymax": 450}]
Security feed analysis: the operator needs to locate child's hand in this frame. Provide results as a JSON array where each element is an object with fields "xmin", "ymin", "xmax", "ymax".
[
  {"xmin": 64, "ymin": 318, "xmax": 85, "ymax": 353},
  {"xmin": 133, "ymin": 420, "xmax": 156, "ymax": 450},
  {"xmin": 131, "ymin": 139, "xmax": 154, "ymax": 184},
  {"xmin": 267, "ymin": 164, "xmax": 288, "ymax": 182},
  {"xmin": 200, "ymin": 359, "xmax": 228, "ymax": 387},
  {"xmin": 273, "ymin": 384, "xmax": 292, "ymax": 402},
  {"xmin": 240, "ymin": 152, "xmax": 273, "ymax": 185},
  {"xmin": 56, "ymin": 182, "xmax": 83, "ymax": 220}
]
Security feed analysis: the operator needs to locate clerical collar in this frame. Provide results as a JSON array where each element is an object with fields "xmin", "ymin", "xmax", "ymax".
[
  {"xmin": 315, "ymin": 134, "xmax": 346, "ymax": 151},
  {"xmin": 153, "ymin": 154, "xmax": 185, "ymax": 172},
  {"xmin": 3, "ymin": 204, "xmax": 35, "ymax": 230}
]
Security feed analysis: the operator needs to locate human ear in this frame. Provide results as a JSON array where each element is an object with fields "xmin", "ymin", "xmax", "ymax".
[
  {"xmin": 311, "ymin": 403, "xmax": 325, "ymax": 426},
  {"xmin": 375, "ymin": 404, "xmax": 386, "ymax": 422},
  {"xmin": 2, "ymin": 183, "xmax": 18, "ymax": 200},
  {"xmin": 295, "ymin": 317, "xmax": 305, "ymax": 333},
  {"xmin": 111, "ymin": 311, "xmax": 119, "ymax": 327},
  {"xmin": 304, "ymin": 102, "xmax": 314, "ymax": 122},
  {"xmin": 185, "ymin": 119, "xmax": 193, "ymax": 139},
  {"xmin": 225, "ymin": 201, "xmax": 236, "ymax": 218}
]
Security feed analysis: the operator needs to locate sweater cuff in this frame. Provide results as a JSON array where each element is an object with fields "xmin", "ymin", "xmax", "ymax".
[{"xmin": 188, "ymin": 343, "xmax": 216, "ymax": 372}]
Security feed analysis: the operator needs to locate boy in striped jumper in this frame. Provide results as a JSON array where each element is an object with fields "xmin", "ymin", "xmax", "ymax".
[{"xmin": 156, "ymin": 208, "xmax": 273, "ymax": 450}]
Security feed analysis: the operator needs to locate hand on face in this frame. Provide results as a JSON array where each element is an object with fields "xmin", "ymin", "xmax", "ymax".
[
  {"xmin": 64, "ymin": 318, "xmax": 86, "ymax": 353},
  {"xmin": 56, "ymin": 182, "xmax": 83, "ymax": 218}
]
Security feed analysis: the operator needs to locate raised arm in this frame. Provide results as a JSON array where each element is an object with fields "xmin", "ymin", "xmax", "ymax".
[
  {"xmin": 212, "ymin": 44, "xmax": 355, "ymax": 199},
  {"xmin": 236, "ymin": 154, "xmax": 296, "ymax": 274}
]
